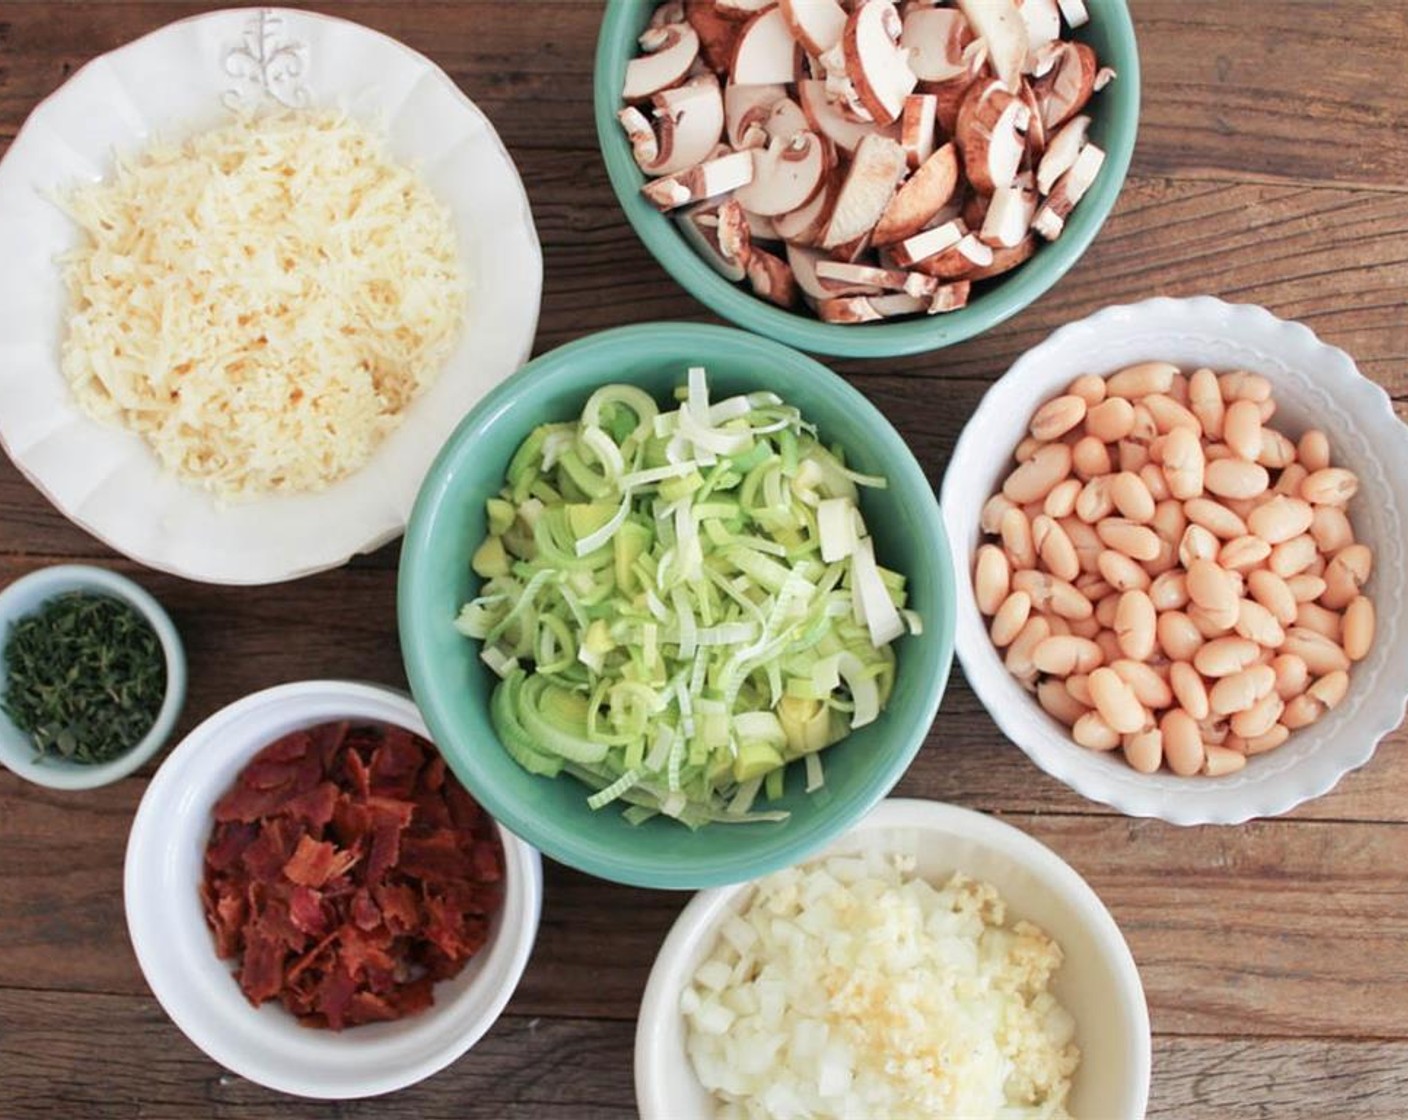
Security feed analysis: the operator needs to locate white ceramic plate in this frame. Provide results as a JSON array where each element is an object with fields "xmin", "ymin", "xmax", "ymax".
[
  {"xmin": 941, "ymin": 297, "xmax": 1408, "ymax": 824},
  {"xmin": 125, "ymin": 681, "xmax": 543, "ymax": 1099},
  {"xmin": 636, "ymin": 798, "xmax": 1151, "ymax": 1120},
  {"xmin": 0, "ymin": 8, "xmax": 541, "ymax": 584}
]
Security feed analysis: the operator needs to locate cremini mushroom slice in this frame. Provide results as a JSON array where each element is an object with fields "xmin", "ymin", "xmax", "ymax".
[
  {"xmin": 873, "ymin": 141, "xmax": 960, "ymax": 245},
  {"xmin": 968, "ymin": 232, "xmax": 1037, "ymax": 278},
  {"xmin": 745, "ymin": 246, "xmax": 799, "ymax": 307},
  {"xmin": 716, "ymin": 0, "xmax": 772, "ymax": 19},
  {"xmin": 901, "ymin": 6, "xmax": 974, "ymax": 83},
  {"xmin": 796, "ymin": 78, "xmax": 899, "ymax": 153},
  {"xmin": 980, "ymin": 171, "xmax": 1038, "ymax": 248},
  {"xmin": 899, "ymin": 92, "xmax": 939, "ymax": 168},
  {"xmin": 787, "ymin": 243, "xmax": 878, "ymax": 299},
  {"xmin": 741, "ymin": 207, "xmax": 783, "ymax": 242},
  {"xmin": 686, "ymin": 0, "xmax": 742, "ymax": 73},
  {"xmin": 955, "ymin": 0, "xmax": 1030, "ymax": 92},
  {"xmin": 772, "ymin": 168, "xmax": 841, "ymax": 245},
  {"xmin": 889, "ymin": 218, "xmax": 966, "ymax": 268},
  {"xmin": 869, "ymin": 292, "xmax": 932, "ymax": 316},
  {"xmin": 954, "ymin": 78, "xmax": 1030, "ymax": 194},
  {"xmin": 730, "ymin": 6, "xmax": 800, "ymax": 85},
  {"xmin": 676, "ymin": 201, "xmax": 749, "ymax": 281},
  {"xmin": 734, "ymin": 130, "xmax": 829, "ymax": 216},
  {"xmin": 1056, "ymin": 0, "xmax": 1090, "ymax": 28},
  {"xmin": 725, "ymin": 82, "xmax": 786, "ymax": 149},
  {"xmin": 1033, "ymin": 142, "xmax": 1105, "ymax": 239},
  {"xmin": 819, "ymin": 132, "xmax": 909, "ymax": 249},
  {"xmin": 1029, "ymin": 40, "xmax": 1096, "ymax": 130},
  {"xmin": 815, "ymin": 259, "xmax": 939, "ymax": 297},
  {"xmin": 817, "ymin": 295, "xmax": 885, "ymax": 323},
  {"xmin": 1036, "ymin": 112, "xmax": 1090, "ymax": 194},
  {"xmin": 912, "ymin": 231, "xmax": 995, "ymax": 279},
  {"xmin": 641, "ymin": 149, "xmax": 755, "ymax": 210},
  {"xmin": 779, "ymin": 0, "xmax": 847, "ymax": 55},
  {"xmin": 928, "ymin": 279, "xmax": 972, "ymax": 313},
  {"xmin": 624, "ymin": 22, "xmax": 701, "ymax": 101},
  {"xmin": 1093, "ymin": 66, "xmax": 1117, "ymax": 91},
  {"xmin": 640, "ymin": 74, "xmax": 726, "ymax": 176},
  {"xmin": 617, "ymin": 106, "xmax": 660, "ymax": 170},
  {"xmin": 842, "ymin": 0, "xmax": 919, "ymax": 126},
  {"xmin": 1014, "ymin": 0, "xmax": 1061, "ymax": 62}
]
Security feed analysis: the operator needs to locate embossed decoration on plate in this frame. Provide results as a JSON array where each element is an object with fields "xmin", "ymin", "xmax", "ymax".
[{"xmin": 223, "ymin": 8, "xmax": 310, "ymax": 110}]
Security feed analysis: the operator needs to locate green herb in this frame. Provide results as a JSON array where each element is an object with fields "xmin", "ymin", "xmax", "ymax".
[{"xmin": 2, "ymin": 592, "xmax": 166, "ymax": 765}]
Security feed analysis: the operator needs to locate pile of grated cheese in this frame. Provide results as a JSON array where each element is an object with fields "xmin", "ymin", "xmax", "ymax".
[
  {"xmin": 59, "ymin": 110, "xmax": 465, "ymax": 498},
  {"xmin": 682, "ymin": 852, "xmax": 1080, "ymax": 1120}
]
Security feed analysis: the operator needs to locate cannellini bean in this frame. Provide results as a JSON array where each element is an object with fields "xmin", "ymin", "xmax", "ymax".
[
  {"xmin": 1032, "ymin": 635, "xmax": 1105, "ymax": 676},
  {"xmin": 1072, "ymin": 435, "xmax": 1113, "ymax": 479},
  {"xmin": 1205, "ymin": 458, "xmax": 1270, "ymax": 500},
  {"xmin": 1321, "ymin": 543, "xmax": 1372, "ymax": 609},
  {"xmin": 1218, "ymin": 534, "xmax": 1272, "ymax": 572},
  {"xmin": 1039, "ymin": 678, "xmax": 1089, "ymax": 726},
  {"xmin": 1005, "ymin": 617, "xmax": 1052, "ymax": 682},
  {"xmin": 1194, "ymin": 636, "xmax": 1262, "ymax": 678},
  {"xmin": 1230, "ymin": 690, "xmax": 1284, "ymax": 739},
  {"xmin": 1003, "ymin": 443, "xmax": 1073, "ymax": 505},
  {"xmin": 1012, "ymin": 570, "xmax": 1089, "ymax": 619},
  {"xmin": 1178, "ymin": 524, "xmax": 1220, "ymax": 567},
  {"xmin": 1161, "ymin": 708, "xmax": 1205, "ymax": 776},
  {"xmin": 1157, "ymin": 610, "xmax": 1204, "ymax": 662},
  {"xmin": 1343, "ymin": 596, "xmax": 1374, "ymax": 661},
  {"xmin": 1281, "ymin": 693, "xmax": 1326, "ymax": 730},
  {"xmin": 1044, "ymin": 613, "xmax": 1072, "ymax": 638},
  {"xmin": 1219, "ymin": 370, "xmax": 1272, "ymax": 403},
  {"xmin": 1235, "ymin": 599, "xmax": 1285, "ymax": 648},
  {"xmin": 1186, "ymin": 559, "xmax": 1237, "ymax": 614},
  {"xmin": 1000, "ymin": 507, "xmax": 1037, "ymax": 571},
  {"xmin": 1096, "ymin": 627, "xmax": 1126, "ymax": 666},
  {"xmin": 1256, "ymin": 430, "xmax": 1295, "ymax": 470},
  {"xmin": 1075, "ymin": 477, "xmax": 1114, "ymax": 523},
  {"xmin": 1092, "ymin": 594, "xmax": 1118, "ymax": 630},
  {"xmin": 981, "ymin": 493, "xmax": 1018, "ymax": 534},
  {"xmin": 1188, "ymin": 601, "xmax": 1238, "ymax": 638},
  {"xmin": 1114, "ymin": 590, "xmax": 1157, "ymax": 661},
  {"xmin": 1031, "ymin": 395, "xmax": 1089, "ymax": 441},
  {"xmin": 974, "ymin": 545, "xmax": 1011, "ymax": 615},
  {"xmin": 1073, "ymin": 711, "xmax": 1121, "ymax": 750},
  {"xmin": 1128, "ymin": 404, "xmax": 1158, "ymax": 444},
  {"xmin": 1286, "ymin": 574, "xmax": 1327, "ymax": 604},
  {"xmin": 1188, "ymin": 368, "xmax": 1225, "ymax": 439},
  {"xmin": 1076, "ymin": 569, "xmax": 1114, "ymax": 594},
  {"xmin": 1143, "ymin": 393, "xmax": 1201, "ymax": 435},
  {"xmin": 1160, "ymin": 426, "xmax": 1205, "ymax": 500},
  {"xmin": 1297, "ymin": 429, "xmax": 1330, "ymax": 472},
  {"xmin": 1109, "ymin": 471, "xmax": 1156, "ymax": 523},
  {"xmin": 1096, "ymin": 518, "xmax": 1162, "ymax": 561},
  {"xmin": 1223, "ymin": 399, "xmax": 1263, "ymax": 462},
  {"xmin": 1295, "ymin": 601, "xmax": 1342, "ymax": 643},
  {"xmin": 1247, "ymin": 569, "xmax": 1298, "ymax": 626},
  {"xmin": 1139, "ymin": 463, "xmax": 1172, "ymax": 502},
  {"xmin": 1068, "ymin": 614, "xmax": 1102, "ymax": 639},
  {"xmin": 1203, "ymin": 743, "xmax": 1248, "ymax": 776},
  {"xmin": 1271, "ymin": 653, "xmax": 1309, "ymax": 701},
  {"xmin": 1066, "ymin": 673, "xmax": 1094, "ymax": 706},
  {"xmin": 990, "ymin": 591, "xmax": 1033, "ymax": 648},
  {"xmin": 1274, "ymin": 463, "xmax": 1310, "ymax": 497},
  {"xmin": 1107, "ymin": 361, "xmax": 1178, "ymax": 399},
  {"xmin": 1015, "ymin": 436, "xmax": 1043, "ymax": 463},
  {"xmin": 1307, "ymin": 669, "xmax": 1349, "ymax": 710},
  {"xmin": 1044, "ymin": 477, "xmax": 1082, "ymax": 519},
  {"xmin": 1097, "ymin": 549, "xmax": 1150, "ymax": 593},
  {"xmin": 1208, "ymin": 664, "xmax": 1276, "ymax": 715},
  {"xmin": 1184, "ymin": 498, "xmax": 1247, "ymax": 539},
  {"xmin": 1123, "ymin": 728, "xmax": 1163, "ymax": 773},
  {"xmin": 1067, "ymin": 373, "xmax": 1107, "ymax": 405},
  {"xmin": 1281, "ymin": 627, "xmax": 1350, "ymax": 675},
  {"xmin": 1088, "ymin": 667, "xmax": 1148, "ymax": 734},
  {"xmin": 1301, "ymin": 467, "xmax": 1359, "ymax": 506},
  {"xmin": 1118, "ymin": 440, "xmax": 1150, "ymax": 473},
  {"xmin": 1032, "ymin": 515, "xmax": 1080, "ymax": 582},
  {"xmin": 1059, "ymin": 517, "xmax": 1104, "ymax": 573},
  {"xmin": 1085, "ymin": 397, "xmax": 1136, "ymax": 442},
  {"xmin": 1169, "ymin": 661, "xmax": 1210, "ymax": 720},
  {"xmin": 1113, "ymin": 659, "xmax": 1174, "ymax": 710},
  {"xmin": 1198, "ymin": 714, "xmax": 1231, "ymax": 746},
  {"xmin": 1268, "ymin": 534, "xmax": 1317, "ymax": 578},
  {"xmin": 1309, "ymin": 506, "xmax": 1354, "ymax": 553},
  {"xmin": 1247, "ymin": 495, "xmax": 1314, "ymax": 545},
  {"xmin": 1149, "ymin": 571, "xmax": 1189, "ymax": 611},
  {"xmin": 1257, "ymin": 397, "xmax": 1277, "ymax": 422},
  {"xmin": 1151, "ymin": 499, "xmax": 1187, "ymax": 544}
]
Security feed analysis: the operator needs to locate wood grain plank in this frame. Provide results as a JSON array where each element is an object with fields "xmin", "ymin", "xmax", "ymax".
[{"xmin": 3, "ymin": 988, "xmax": 1407, "ymax": 1119}]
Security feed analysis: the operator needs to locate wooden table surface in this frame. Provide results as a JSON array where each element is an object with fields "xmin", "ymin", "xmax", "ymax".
[{"xmin": 2, "ymin": 2, "xmax": 1406, "ymax": 1117}]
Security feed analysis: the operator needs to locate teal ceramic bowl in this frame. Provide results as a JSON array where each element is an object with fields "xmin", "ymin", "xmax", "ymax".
[
  {"xmin": 594, "ymin": 1, "xmax": 1140, "ymax": 359},
  {"xmin": 399, "ymin": 323, "xmax": 955, "ymax": 889}
]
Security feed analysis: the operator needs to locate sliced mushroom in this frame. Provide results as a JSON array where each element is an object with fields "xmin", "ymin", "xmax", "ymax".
[
  {"xmin": 796, "ymin": 78, "xmax": 899, "ymax": 153},
  {"xmin": 686, "ymin": 0, "xmax": 743, "ymax": 73},
  {"xmin": 787, "ymin": 242, "xmax": 882, "ymax": 298},
  {"xmin": 1019, "ymin": 80, "xmax": 1047, "ymax": 160},
  {"xmin": 1014, "ymin": 0, "xmax": 1061, "ymax": 63},
  {"xmin": 650, "ymin": 3, "xmax": 686, "ymax": 30},
  {"xmin": 954, "ymin": 0, "xmax": 1030, "ymax": 92},
  {"xmin": 842, "ymin": 0, "xmax": 919, "ymax": 126},
  {"xmin": 745, "ymin": 246, "xmax": 800, "ymax": 307},
  {"xmin": 820, "ymin": 132, "xmax": 910, "ymax": 249},
  {"xmin": 912, "ymin": 231, "xmax": 995, "ymax": 278},
  {"xmin": 889, "ymin": 218, "xmax": 965, "ymax": 267},
  {"xmin": 780, "ymin": 0, "xmax": 848, "ymax": 55},
  {"xmin": 618, "ymin": 106, "xmax": 660, "ymax": 170},
  {"xmin": 980, "ymin": 171, "xmax": 1037, "ymax": 247},
  {"xmin": 641, "ymin": 149, "xmax": 755, "ymax": 210},
  {"xmin": 743, "ymin": 207, "xmax": 783, "ymax": 241},
  {"xmin": 1036, "ymin": 112, "xmax": 1089, "ymax": 194},
  {"xmin": 766, "ymin": 97, "xmax": 813, "ymax": 143},
  {"xmin": 954, "ymin": 78, "xmax": 1030, "ymax": 194},
  {"xmin": 676, "ymin": 201, "xmax": 749, "ymax": 281},
  {"xmin": 734, "ymin": 131, "xmax": 828, "ymax": 216},
  {"xmin": 731, "ymin": 6, "xmax": 800, "ymax": 85},
  {"xmin": 927, "ymin": 279, "xmax": 972, "ymax": 313},
  {"xmin": 1029, "ymin": 40, "xmax": 1096, "ymax": 130},
  {"xmin": 871, "ymin": 292, "xmax": 932, "ymax": 316},
  {"xmin": 717, "ymin": 0, "xmax": 772, "ymax": 18},
  {"xmin": 642, "ymin": 75, "xmax": 726, "ymax": 176},
  {"xmin": 900, "ymin": 93, "xmax": 938, "ymax": 168},
  {"xmin": 1094, "ymin": 65, "xmax": 1117, "ymax": 91},
  {"xmin": 815, "ymin": 258, "xmax": 939, "ymax": 295},
  {"xmin": 818, "ymin": 295, "xmax": 884, "ymax": 323},
  {"xmin": 968, "ymin": 232, "xmax": 1036, "ymax": 278},
  {"xmin": 625, "ymin": 23, "xmax": 702, "ymax": 101},
  {"xmin": 901, "ymin": 8, "xmax": 973, "ymax": 83},
  {"xmin": 873, "ymin": 140, "xmax": 960, "ymax": 244},
  {"xmin": 725, "ymin": 83, "xmax": 787, "ymax": 149},
  {"xmin": 1056, "ymin": 0, "xmax": 1090, "ymax": 28},
  {"xmin": 773, "ymin": 169, "xmax": 841, "ymax": 245},
  {"xmin": 1032, "ymin": 142, "xmax": 1104, "ymax": 239},
  {"xmin": 962, "ymin": 190, "xmax": 991, "ymax": 229}
]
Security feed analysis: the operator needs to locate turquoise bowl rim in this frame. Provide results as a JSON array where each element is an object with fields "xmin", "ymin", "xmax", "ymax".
[
  {"xmin": 592, "ymin": 0, "xmax": 1141, "ymax": 359},
  {"xmin": 398, "ymin": 322, "xmax": 956, "ymax": 889}
]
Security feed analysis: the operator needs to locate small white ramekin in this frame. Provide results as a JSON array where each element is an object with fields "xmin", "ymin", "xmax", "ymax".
[
  {"xmin": 941, "ymin": 297, "xmax": 1408, "ymax": 824},
  {"xmin": 124, "ymin": 680, "xmax": 541, "ymax": 1099}
]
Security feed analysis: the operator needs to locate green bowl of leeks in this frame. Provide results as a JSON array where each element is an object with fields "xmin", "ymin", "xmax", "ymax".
[{"xmin": 399, "ymin": 322, "xmax": 955, "ymax": 889}]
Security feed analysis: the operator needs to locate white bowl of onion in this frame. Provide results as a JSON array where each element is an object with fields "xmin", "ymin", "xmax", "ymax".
[
  {"xmin": 635, "ymin": 798, "xmax": 1149, "ymax": 1120},
  {"xmin": 941, "ymin": 297, "xmax": 1408, "ymax": 824}
]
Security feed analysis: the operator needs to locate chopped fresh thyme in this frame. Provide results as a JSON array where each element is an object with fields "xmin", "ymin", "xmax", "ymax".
[{"xmin": 1, "ymin": 591, "xmax": 166, "ymax": 765}]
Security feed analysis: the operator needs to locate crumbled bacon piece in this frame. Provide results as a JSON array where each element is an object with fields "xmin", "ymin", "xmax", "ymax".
[{"xmin": 200, "ymin": 721, "xmax": 504, "ymax": 1030}]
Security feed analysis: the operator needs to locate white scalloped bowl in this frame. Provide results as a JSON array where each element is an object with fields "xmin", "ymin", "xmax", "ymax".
[
  {"xmin": 0, "ymin": 8, "xmax": 540, "ymax": 584},
  {"xmin": 941, "ymin": 297, "xmax": 1408, "ymax": 824}
]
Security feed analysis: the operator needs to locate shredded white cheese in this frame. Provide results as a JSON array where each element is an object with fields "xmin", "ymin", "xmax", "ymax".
[
  {"xmin": 59, "ymin": 110, "xmax": 465, "ymax": 498},
  {"xmin": 683, "ymin": 853, "xmax": 1080, "ymax": 1120}
]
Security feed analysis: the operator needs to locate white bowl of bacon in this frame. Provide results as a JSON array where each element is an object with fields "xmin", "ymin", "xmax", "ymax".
[{"xmin": 123, "ymin": 680, "xmax": 542, "ymax": 1099}]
